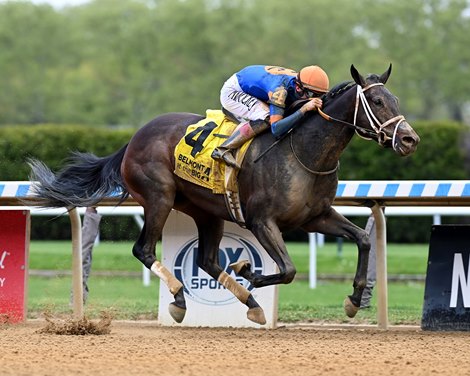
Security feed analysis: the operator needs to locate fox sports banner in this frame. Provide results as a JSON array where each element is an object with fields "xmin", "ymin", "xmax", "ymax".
[{"xmin": 158, "ymin": 210, "xmax": 278, "ymax": 328}]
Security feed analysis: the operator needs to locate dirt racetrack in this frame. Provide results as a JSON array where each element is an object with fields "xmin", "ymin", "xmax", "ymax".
[{"xmin": 1, "ymin": 320, "xmax": 470, "ymax": 376}]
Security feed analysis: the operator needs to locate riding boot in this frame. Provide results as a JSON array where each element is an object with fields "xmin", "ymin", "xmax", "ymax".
[{"xmin": 211, "ymin": 119, "xmax": 269, "ymax": 169}]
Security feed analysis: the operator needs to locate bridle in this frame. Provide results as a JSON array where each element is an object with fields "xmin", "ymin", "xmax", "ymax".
[
  {"xmin": 318, "ymin": 83, "xmax": 406, "ymax": 152},
  {"xmin": 257, "ymin": 82, "xmax": 406, "ymax": 174}
]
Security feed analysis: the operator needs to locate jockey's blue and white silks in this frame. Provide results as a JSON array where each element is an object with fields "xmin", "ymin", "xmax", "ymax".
[
  {"xmin": 235, "ymin": 65, "xmax": 298, "ymax": 104},
  {"xmin": 220, "ymin": 65, "xmax": 303, "ymax": 136}
]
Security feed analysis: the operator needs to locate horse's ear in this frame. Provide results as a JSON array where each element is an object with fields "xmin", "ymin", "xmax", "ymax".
[
  {"xmin": 350, "ymin": 64, "xmax": 366, "ymax": 86},
  {"xmin": 379, "ymin": 63, "xmax": 392, "ymax": 84}
]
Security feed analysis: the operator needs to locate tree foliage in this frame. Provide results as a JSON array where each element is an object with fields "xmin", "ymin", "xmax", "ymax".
[{"xmin": 0, "ymin": 0, "xmax": 469, "ymax": 126}]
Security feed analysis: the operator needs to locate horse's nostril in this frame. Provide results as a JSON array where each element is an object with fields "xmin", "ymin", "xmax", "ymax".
[{"xmin": 403, "ymin": 136, "xmax": 417, "ymax": 147}]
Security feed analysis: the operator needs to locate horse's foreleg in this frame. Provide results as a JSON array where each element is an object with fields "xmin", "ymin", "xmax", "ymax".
[
  {"xmin": 302, "ymin": 208, "xmax": 370, "ymax": 318},
  {"xmin": 194, "ymin": 216, "xmax": 266, "ymax": 325},
  {"xmin": 231, "ymin": 220, "xmax": 296, "ymax": 288}
]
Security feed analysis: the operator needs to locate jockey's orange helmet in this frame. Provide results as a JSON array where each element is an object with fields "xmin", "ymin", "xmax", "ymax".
[{"xmin": 297, "ymin": 65, "xmax": 329, "ymax": 94}]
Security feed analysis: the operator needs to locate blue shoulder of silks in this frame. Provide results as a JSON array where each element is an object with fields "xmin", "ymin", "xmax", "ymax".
[
  {"xmin": 236, "ymin": 66, "xmax": 295, "ymax": 100},
  {"xmin": 271, "ymin": 110, "xmax": 304, "ymax": 139}
]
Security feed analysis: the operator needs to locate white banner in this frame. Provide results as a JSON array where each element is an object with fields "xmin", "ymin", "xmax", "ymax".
[{"xmin": 158, "ymin": 211, "xmax": 278, "ymax": 328}]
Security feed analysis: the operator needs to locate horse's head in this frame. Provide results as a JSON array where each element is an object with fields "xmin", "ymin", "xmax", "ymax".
[{"xmin": 350, "ymin": 64, "xmax": 420, "ymax": 156}]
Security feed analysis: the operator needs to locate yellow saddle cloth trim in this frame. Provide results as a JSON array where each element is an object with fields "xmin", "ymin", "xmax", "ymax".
[{"xmin": 174, "ymin": 110, "xmax": 253, "ymax": 194}]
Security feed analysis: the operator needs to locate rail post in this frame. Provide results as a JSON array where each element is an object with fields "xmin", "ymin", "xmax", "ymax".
[
  {"xmin": 69, "ymin": 208, "xmax": 84, "ymax": 319},
  {"xmin": 372, "ymin": 202, "xmax": 388, "ymax": 329}
]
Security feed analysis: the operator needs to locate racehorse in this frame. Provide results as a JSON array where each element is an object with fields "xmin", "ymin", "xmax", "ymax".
[{"xmin": 28, "ymin": 65, "xmax": 419, "ymax": 325}]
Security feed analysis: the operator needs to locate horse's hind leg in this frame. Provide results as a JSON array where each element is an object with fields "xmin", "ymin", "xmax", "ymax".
[
  {"xmin": 122, "ymin": 129, "xmax": 188, "ymax": 322},
  {"xmin": 192, "ymin": 212, "xmax": 266, "ymax": 325},
  {"xmin": 302, "ymin": 208, "xmax": 370, "ymax": 318}
]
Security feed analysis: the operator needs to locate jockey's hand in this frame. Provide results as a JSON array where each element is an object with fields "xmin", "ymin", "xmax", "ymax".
[{"xmin": 300, "ymin": 98, "xmax": 323, "ymax": 114}]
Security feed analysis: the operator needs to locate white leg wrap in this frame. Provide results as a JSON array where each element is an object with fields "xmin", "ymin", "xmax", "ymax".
[
  {"xmin": 151, "ymin": 261, "xmax": 183, "ymax": 295},
  {"xmin": 218, "ymin": 271, "xmax": 250, "ymax": 303}
]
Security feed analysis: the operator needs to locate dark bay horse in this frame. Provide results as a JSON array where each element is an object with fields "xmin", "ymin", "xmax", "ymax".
[{"xmin": 28, "ymin": 65, "xmax": 419, "ymax": 325}]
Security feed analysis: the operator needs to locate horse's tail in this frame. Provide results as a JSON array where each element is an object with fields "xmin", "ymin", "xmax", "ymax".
[{"xmin": 26, "ymin": 144, "xmax": 129, "ymax": 208}]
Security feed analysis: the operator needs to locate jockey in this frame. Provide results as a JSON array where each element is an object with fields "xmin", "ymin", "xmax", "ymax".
[{"xmin": 212, "ymin": 64, "xmax": 329, "ymax": 169}]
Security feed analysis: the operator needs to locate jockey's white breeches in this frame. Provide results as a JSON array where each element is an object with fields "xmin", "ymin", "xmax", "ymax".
[{"xmin": 220, "ymin": 74, "xmax": 270, "ymax": 123}]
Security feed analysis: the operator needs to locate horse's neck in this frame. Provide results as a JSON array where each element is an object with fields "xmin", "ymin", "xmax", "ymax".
[{"xmin": 295, "ymin": 92, "xmax": 356, "ymax": 167}]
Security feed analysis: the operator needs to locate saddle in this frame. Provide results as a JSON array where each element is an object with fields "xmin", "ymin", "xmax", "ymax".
[{"xmin": 174, "ymin": 110, "xmax": 253, "ymax": 226}]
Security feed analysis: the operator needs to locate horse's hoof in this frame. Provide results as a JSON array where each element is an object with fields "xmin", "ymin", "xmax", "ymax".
[
  {"xmin": 343, "ymin": 296, "xmax": 360, "ymax": 318},
  {"xmin": 169, "ymin": 302, "xmax": 186, "ymax": 323},
  {"xmin": 230, "ymin": 260, "xmax": 250, "ymax": 275},
  {"xmin": 247, "ymin": 307, "xmax": 266, "ymax": 325}
]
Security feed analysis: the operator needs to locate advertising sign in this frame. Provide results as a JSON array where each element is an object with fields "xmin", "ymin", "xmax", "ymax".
[
  {"xmin": 159, "ymin": 211, "xmax": 278, "ymax": 328},
  {"xmin": 422, "ymin": 225, "xmax": 470, "ymax": 331},
  {"xmin": 0, "ymin": 210, "xmax": 30, "ymax": 323}
]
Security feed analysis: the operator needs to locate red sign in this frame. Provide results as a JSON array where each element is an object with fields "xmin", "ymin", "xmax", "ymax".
[{"xmin": 0, "ymin": 210, "xmax": 30, "ymax": 323}]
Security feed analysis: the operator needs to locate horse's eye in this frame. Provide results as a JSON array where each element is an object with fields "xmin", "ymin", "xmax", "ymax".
[{"xmin": 373, "ymin": 98, "xmax": 383, "ymax": 106}]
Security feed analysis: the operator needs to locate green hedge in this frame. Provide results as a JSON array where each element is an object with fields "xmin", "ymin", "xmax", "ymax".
[
  {"xmin": 1, "ymin": 121, "xmax": 469, "ymax": 242},
  {"xmin": 0, "ymin": 124, "xmax": 134, "ymax": 180},
  {"xmin": 0, "ymin": 124, "xmax": 138, "ymax": 241},
  {"xmin": 338, "ymin": 121, "xmax": 468, "ymax": 180}
]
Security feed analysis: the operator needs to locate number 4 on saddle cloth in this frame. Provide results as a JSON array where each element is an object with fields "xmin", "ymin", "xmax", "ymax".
[{"xmin": 174, "ymin": 110, "xmax": 253, "ymax": 225}]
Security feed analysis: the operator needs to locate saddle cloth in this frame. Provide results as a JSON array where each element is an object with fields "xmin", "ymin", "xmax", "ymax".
[{"xmin": 174, "ymin": 109, "xmax": 253, "ymax": 195}]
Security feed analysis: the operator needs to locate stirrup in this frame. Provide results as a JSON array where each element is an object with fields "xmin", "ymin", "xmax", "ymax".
[{"xmin": 212, "ymin": 147, "xmax": 241, "ymax": 170}]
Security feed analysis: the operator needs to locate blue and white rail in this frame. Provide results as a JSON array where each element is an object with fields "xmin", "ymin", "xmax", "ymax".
[
  {"xmin": 336, "ymin": 180, "xmax": 470, "ymax": 206},
  {"xmin": 0, "ymin": 181, "xmax": 35, "ymax": 202},
  {"xmin": 3, "ymin": 180, "xmax": 470, "ymax": 204},
  {"xmin": 2, "ymin": 180, "xmax": 470, "ymax": 328}
]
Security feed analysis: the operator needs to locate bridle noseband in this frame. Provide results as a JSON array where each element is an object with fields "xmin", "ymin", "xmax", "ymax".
[{"xmin": 318, "ymin": 82, "xmax": 406, "ymax": 152}]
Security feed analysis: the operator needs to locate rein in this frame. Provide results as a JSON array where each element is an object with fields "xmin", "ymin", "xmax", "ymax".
[
  {"xmin": 317, "ymin": 108, "xmax": 376, "ymax": 139},
  {"xmin": 289, "ymin": 132, "xmax": 340, "ymax": 175}
]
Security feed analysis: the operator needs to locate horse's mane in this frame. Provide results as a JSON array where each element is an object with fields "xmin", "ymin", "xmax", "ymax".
[
  {"xmin": 321, "ymin": 81, "xmax": 356, "ymax": 104},
  {"xmin": 286, "ymin": 80, "xmax": 356, "ymax": 115}
]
